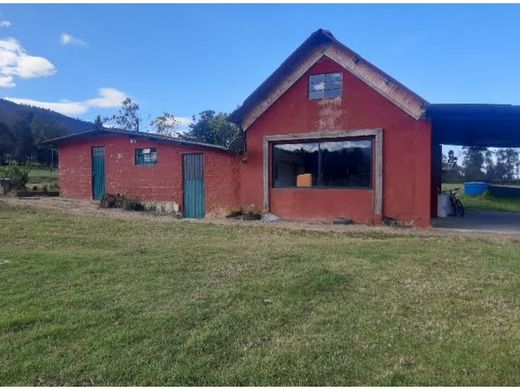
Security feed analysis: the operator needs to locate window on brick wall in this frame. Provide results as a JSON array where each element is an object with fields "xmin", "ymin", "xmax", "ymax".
[{"xmin": 135, "ymin": 148, "xmax": 158, "ymax": 165}]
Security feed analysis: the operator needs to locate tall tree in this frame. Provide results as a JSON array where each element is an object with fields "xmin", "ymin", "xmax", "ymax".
[
  {"xmin": 0, "ymin": 122, "xmax": 16, "ymax": 163},
  {"xmin": 29, "ymin": 118, "xmax": 67, "ymax": 165},
  {"xmin": 484, "ymin": 149, "xmax": 496, "ymax": 181},
  {"xmin": 150, "ymin": 112, "xmax": 179, "ymax": 137},
  {"xmin": 462, "ymin": 146, "xmax": 486, "ymax": 180},
  {"xmin": 495, "ymin": 148, "xmax": 519, "ymax": 182},
  {"xmin": 104, "ymin": 98, "xmax": 141, "ymax": 131},
  {"xmin": 12, "ymin": 120, "xmax": 36, "ymax": 162},
  {"xmin": 442, "ymin": 149, "xmax": 463, "ymax": 182},
  {"xmin": 184, "ymin": 110, "xmax": 240, "ymax": 147},
  {"xmin": 94, "ymin": 115, "xmax": 104, "ymax": 129}
]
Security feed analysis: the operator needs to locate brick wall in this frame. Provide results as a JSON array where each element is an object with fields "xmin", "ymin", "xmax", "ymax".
[
  {"xmin": 240, "ymin": 56, "xmax": 432, "ymax": 226},
  {"xmin": 58, "ymin": 135, "xmax": 240, "ymax": 216}
]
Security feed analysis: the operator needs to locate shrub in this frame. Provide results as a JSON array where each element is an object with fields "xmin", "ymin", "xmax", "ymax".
[
  {"xmin": 100, "ymin": 193, "xmax": 124, "ymax": 208},
  {"xmin": 122, "ymin": 197, "xmax": 145, "ymax": 211},
  {"xmin": 100, "ymin": 193, "xmax": 144, "ymax": 212},
  {"xmin": 4, "ymin": 162, "xmax": 32, "ymax": 190},
  {"xmin": 226, "ymin": 208, "xmax": 243, "ymax": 218},
  {"xmin": 242, "ymin": 209, "xmax": 263, "ymax": 220}
]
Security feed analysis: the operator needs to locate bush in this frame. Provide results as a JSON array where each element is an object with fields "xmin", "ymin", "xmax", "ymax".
[
  {"xmin": 242, "ymin": 210, "xmax": 262, "ymax": 220},
  {"xmin": 122, "ymin": 197, "xmax": 145, "ymax": 211},
  {"xmin": 100, "ymin": 193, "xmax": 124, "ymax": 208},
  {"xmin": 100, "ymin": 193, "xmax": 144, "ymax": 211},
  {"xmin": 3, "ymin": 162, "xmax": 32, "ymax": 190},
  {"xmin": 226, "ymin": 208, "xmax": 243, "ymax": 218}
]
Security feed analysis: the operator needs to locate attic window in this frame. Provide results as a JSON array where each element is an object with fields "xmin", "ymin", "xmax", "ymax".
[{"xmin": 309, "ymin": 72, "xmax": 343, "ymax": 100}]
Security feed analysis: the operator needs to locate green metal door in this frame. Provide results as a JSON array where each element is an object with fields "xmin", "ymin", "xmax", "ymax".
[
  {"xmin": 183, "ymin": 154, "xmax": 205, "ymax": 218},
  {"xmin": 92, "ymin": 146, "xmax": 106, "ymax": 200}
]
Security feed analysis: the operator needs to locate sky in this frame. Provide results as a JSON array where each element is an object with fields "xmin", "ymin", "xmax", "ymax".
[{"xmin": 1, "ymin": 3, "xmax": 520, "ymax": 154}]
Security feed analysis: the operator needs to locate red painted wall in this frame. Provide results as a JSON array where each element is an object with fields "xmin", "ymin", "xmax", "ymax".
[
  {"xmin": 57, "ymin": 56, "xmax": 433, "ymax": 226},
  {"xmin": 58, "ymin": 134, "xmax": 240, "ymax": 216},
  {"xmin": 240, "ymin": 56, "xmax": 432, "ymax": 226}
]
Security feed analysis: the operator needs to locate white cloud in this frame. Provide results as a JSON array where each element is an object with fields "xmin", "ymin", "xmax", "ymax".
[
  {"xmin": 0, "ymin": 38, "xmax": 55, "ymax": 88},
  {"xmin": 86, "ymin": 88, "xmax": 126, "ymax": 108},
  {"xmin": 0, "ymin": 75, "xmax": 14, "ymax": 88},
  {"xmin": 0, "ymin": 20, "xmax": 11, "ymax": 28},
  {"xmin": 5, "ymin": 88, "xmax": 128, "ymax": 116},
  {"xmin": 60, "ymin": 33, "xmax": 87, "ymax": 47}
]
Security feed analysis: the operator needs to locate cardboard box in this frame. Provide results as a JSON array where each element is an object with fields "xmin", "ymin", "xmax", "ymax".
[{"xmin": 296, "ymin": 173, "xmax": 312, "ymax": 187}]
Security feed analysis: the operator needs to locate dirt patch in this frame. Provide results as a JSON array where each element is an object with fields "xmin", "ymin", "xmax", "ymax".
[{"xmin": 2, "ymin": 195, "xmax": 520, "ymax": 241}]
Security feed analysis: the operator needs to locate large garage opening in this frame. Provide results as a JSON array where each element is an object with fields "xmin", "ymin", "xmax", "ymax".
[{"xmin": 427, "ymin": 104, "xmax": 520, "ymax": 232}]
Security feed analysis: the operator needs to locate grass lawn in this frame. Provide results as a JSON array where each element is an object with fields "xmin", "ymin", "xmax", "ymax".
[
  {"xmin": 443, "ymin": 183, "xmax": 520, "ymax": 213},
  {"xmin": 1, "ymin": 203, "xmax": 520, "ymax": 385}
]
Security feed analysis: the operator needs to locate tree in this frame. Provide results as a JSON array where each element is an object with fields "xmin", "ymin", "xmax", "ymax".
[
  {"xmin": 184, "ymin": 110, "xmax": 240, "ymax": 147},
  {"xmin": 495, "ymin": 148, "xmax": 519, "ymax": 182},
  {"xmin": 150, "ymin": 112, "xmax": 179, "ymax": 137},
  {"xmin": 442, "ymin": 149, "xmax": 463, "ymax": 182},
  {"xmin": 28, "ymin": 117, "xmax": 68, "ymax": 165},
  {"xmin": 447, "ymin": 150, "xmax": 458, "ymax": 167},
  {"xmin": 104, "ymin": 98, "xmax": 141, "ymax": 131},
  {"xmin": 462, "ymin": 146, "xmax": 486, "ymax": 180},
  {"xmin": 11, "ymin": 120, "xmax": 36, "ymax": 162},
  {"xmin": 0, "ymin": 122, "xmax": 16, "ymax": 164},
  {"xmin": 94, "ymin": 115, "xmax": 104, "ymax": 129}
]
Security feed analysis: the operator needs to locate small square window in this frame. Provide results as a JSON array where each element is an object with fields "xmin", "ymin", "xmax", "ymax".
[
  {"xmin": 135, "ymin": 148, "xmax": 157, "ymax": 165},
  {"xmin": 309, "ymin": 72, "xmax": 342, "ymax": 100}
]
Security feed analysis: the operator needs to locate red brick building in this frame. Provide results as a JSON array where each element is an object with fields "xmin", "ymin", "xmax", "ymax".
[
  {"xmin": 230, "ymin": 29, "xmax": 432, "ymax": 227},
  {"xmin": 50, "ymin": 129, "xmax": 240, "ymax": 218},
  {"xmin": 48, "ymin": 29, "xmax": 443, "ymax": 226}
]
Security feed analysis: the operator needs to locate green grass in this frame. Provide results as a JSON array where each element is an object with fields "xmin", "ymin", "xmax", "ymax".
[
  {"xmin": 442, "ymin": 183, "xmax": 520, "ymax": 213},
  {"xmin": 1, "ymin": 203, "xmax": 520, "ymax": 385},
  {"xmin": 27, "ymin": 167, "xmax": 58, "ymax": 189}
]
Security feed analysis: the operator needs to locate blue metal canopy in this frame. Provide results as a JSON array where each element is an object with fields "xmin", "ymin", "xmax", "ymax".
[{"xmin": 426, "ymin": 104, "xmax": 520, "ymax": 147}]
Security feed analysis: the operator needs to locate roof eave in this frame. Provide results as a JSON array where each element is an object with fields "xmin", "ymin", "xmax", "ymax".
[{"xmin": 42, "ymin": 128, "xmax": 230, "ymax": 152}]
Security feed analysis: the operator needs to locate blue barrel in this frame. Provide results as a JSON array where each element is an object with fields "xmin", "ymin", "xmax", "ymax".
[{"xmin": 464, "ymin": 181, "xmax": 489, "ymax": 196}]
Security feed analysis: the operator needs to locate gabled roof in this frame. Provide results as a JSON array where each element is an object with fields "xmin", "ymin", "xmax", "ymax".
[
  {"xmin": 229, "ymin": 29, "xmax": 428, "ymax": 130},
  {"xmin": 42, "ymin": 127, "xmax": 230, "ymax": 152}
]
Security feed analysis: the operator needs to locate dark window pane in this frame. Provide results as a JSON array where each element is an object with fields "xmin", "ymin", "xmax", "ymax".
[
  {"xmin": 320, "ymin": 140, "xmax": 372, "ymax": 187},
  {"xmin": 272, "ymin": 139, "xmax": 372, "ymax": 188},
  {"xmin": 272, "ymin": 143, "xmax": 319, "ymax": 187},
  {"xmin": 135, "ymin": 148, "xmax": 158, "ymax": 165}
]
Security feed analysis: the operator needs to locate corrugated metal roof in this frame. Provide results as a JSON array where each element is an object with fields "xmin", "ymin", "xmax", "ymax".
[
  {"xmin": 426, "ymin": 104, "xmax": 520, "ymax": 147},
  {"xmin": 42, "ymin": 128, "xmax": 231, "ymax": 152}
]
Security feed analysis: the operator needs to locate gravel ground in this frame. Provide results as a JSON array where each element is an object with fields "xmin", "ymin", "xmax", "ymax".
[{"xmin": 2, "ymin": 195, "xmax": 520, "ymax": 241}]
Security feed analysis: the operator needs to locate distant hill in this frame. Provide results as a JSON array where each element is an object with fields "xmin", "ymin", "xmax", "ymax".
[
  {"xmin": 0, "ymin": 99, "xmax": 95, "ymax": 165},
  {"xmin": 0, "ymin": 99, "xmax": 94, "ymax": 133}
]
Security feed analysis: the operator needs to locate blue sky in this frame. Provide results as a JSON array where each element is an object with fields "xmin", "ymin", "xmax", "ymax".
[{"xmin": 1, "ymin": 3, "xmax": 520, "ymax": 145}]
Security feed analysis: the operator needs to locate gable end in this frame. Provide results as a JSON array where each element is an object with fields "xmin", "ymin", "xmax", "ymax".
[{"xmin": 232, "ymin": 30, "xmax": 428, "ymax": 130}]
